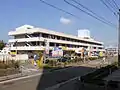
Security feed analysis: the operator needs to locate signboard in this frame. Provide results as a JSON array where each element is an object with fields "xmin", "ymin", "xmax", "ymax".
[
  {"xmin": 44, "ymin": 39, "xmax": 49, "ymax": 55},
  {"xmin": 10, "ymin": 51, "xmax": 16, "ymax": 55},
  {"xmin": 61, "ymin": 46, "xmax": 67, "ymax": 50},
  {"xmin": 99, "ymin": 51, "xmax": 103, "ymax": 57},
  {"xmin": 52, "ymin": 47, "xmax": 63, "ymax": 57}
]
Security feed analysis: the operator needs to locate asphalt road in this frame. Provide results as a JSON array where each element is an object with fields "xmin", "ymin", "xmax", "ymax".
[
  {"xmin": 0, "ymin": 67, "xmax": 95, "ymax": 90},
  {"xmin": 0, "ymin": 57, "xmax": 117, "ymax": 90}
]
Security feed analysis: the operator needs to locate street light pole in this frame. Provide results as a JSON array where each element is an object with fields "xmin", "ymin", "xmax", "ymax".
[{"xmin": 118, "ymin": 9, "xmax": 120, "ymax": 66}]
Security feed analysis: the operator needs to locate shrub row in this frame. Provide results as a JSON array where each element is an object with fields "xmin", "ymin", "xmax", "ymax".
[{"xmin": 43, "ymin": 56, "xmax": 99, "ymax": 67}]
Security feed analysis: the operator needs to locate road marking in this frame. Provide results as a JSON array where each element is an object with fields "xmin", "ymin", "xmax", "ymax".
[{"xmin": 0, "ymin": 73, "xmax": 42, "ymax": 85}]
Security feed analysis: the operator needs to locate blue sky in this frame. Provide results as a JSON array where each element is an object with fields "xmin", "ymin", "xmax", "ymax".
[{"xmin": 0, "ymin": 0, "xmax": 119, "ymax": 46}]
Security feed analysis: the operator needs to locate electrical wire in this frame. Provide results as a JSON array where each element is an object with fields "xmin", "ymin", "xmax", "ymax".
[
  {"xmin": 39, "ymin": 0, "xmax": 80, "ymax": 19},
  {"xmin": 64, "ymin": 0, "xmax": 116, "ymax": 27},
  {"xmin": 106, "ymin": 0, "xmax": 117, "ymax": 11},
  {"xmin": 100, "ymin": 0, "xmax": 117, "ymax": 17},
  {"xmin": 69, "ymin": 0, "xmax": 115, "ymax": 27},
  {"xmin": 112, "ymin": 0, "xmax": 119, "ymax": 10}
]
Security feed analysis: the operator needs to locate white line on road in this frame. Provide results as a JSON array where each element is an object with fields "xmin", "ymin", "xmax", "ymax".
[{"xmin": 0, "ymin": 73, "xmax": 42, "ymax": 85}]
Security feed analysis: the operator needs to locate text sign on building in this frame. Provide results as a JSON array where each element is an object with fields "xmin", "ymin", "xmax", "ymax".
[{"xmin": 52, "ymin": 47, "xmax": 63, "ymax": 57}]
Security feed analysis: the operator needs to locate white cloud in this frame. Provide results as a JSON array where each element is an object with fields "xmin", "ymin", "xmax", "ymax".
[{"xmin": 60, "ymin": 17, "xmax": 71, "ymax": 25}]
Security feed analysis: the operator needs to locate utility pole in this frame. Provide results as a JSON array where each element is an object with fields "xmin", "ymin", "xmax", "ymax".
[
  {"xmin": 44, "ymin": 39, "xmax": 47, "ymax": 64},
  {"xmin": 118, "ymin": 9, "xmax": 120, "ymax": 66}
]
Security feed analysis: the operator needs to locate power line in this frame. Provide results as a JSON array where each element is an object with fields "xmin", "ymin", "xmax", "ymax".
[
  {"xmin": 106, "ymin": 0, "xmax": 117, "ymax": 11},
  {"xmin": 100, "ymin": 0, "xmax": 117, "ymax": 17},
  {"xmin": 64, "ymin": 0, "xmax": 116, "ymax": 27},
  {"xmin": 69, "ymin": 0, "xmax": 115, "ymax": 27},
  {"xmin": 39, "ymin": 0, "xmax": 80, "ymax": 19},
  {"xmin": 111, "ymin": 0, "xmax": 119, "ymax": 10}
]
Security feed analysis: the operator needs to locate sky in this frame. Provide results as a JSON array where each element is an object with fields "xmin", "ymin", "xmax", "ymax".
[{"xmin": 0, "ymin": 0, "xmax": 119, "ymax": 46}]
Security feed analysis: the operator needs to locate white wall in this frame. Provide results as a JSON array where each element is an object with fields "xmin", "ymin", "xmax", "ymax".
[{"xmin": 0, "ymin": 54, "xmax": 28, "ymax": 61}]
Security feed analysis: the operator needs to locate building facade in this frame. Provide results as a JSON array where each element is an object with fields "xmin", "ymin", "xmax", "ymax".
[
  {"xmin": 105, "ymin": 47, "xmax": 118, "ymax": 56},
  {"xmin": 8, "ymin": 25, "xmax": 105, "ymax": 57}
]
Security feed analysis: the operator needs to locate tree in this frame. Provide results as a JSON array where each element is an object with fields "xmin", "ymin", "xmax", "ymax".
[{"xmin": 0, "ymin": 40, "xmax": 5, "ymax": 50}]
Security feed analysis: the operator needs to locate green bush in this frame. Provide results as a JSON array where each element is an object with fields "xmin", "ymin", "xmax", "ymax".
[
  {"xmin": 72, "ymin": 57, "xmax": 81, "ymax": 63},
  {"xmin": 43, "ymin": 64, "xmax": 53, "ymax": 69},
  {"xmin": 47, "ymin": 59, "xmax": 58, "ymax": 67}
]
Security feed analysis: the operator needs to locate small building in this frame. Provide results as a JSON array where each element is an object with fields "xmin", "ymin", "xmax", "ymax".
[{"xmin": 105, "ymin": 46, "xmax": 118, "ymax": 56}]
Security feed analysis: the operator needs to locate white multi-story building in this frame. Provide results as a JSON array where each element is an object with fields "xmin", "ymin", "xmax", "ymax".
[{"xmin": 8, "ymin": 25, "xmax": 105, "ymax": 57}]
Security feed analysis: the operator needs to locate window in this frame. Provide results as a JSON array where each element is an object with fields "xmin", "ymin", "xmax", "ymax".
[
  {"xmin": 50, "ymin": 43, "xmax": 54, "ymax": 46},
  {"xmin": 62, "ymin": 37, "xmax": 65, "ymax": 40},
  {"xmin": 42, "ymin": 42, "xmax": 45, "ymax": 46},
  {"xmin": 66, "ymin": 38, "xmax": 70, "ymax": 41},
  {"xmin": 57, "ymin": 36, "xmax": 60, "ymax": 40},
  {"xmin": 27, "ymin": 27, "xmax": 31, "ymax": 29},
  {"xmin": 31, "ymin": 42, "xmax": 36, "ymax": 46},
  {"xmin": 42, "ymin": 33, "xmax": 48, "ymax": 38},
  {"xmin": 32, "ymin": 33, "xmax": 39, "ymax": 37},
  {"xmin": 62, "ymin": 44, "xmax": 65, "ymax": 46},
  {"xmin": 98, "ymin": 47, "xmax": 102, "ymax": 49},
  {"xmin": 51, "ymin": 35, "xmax": 55, "ymax": 39}
]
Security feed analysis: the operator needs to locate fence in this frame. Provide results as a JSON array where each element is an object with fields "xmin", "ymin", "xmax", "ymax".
[{"xmin": 0, "ymin": 54, "xmax": 28, "ymax": 61}]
